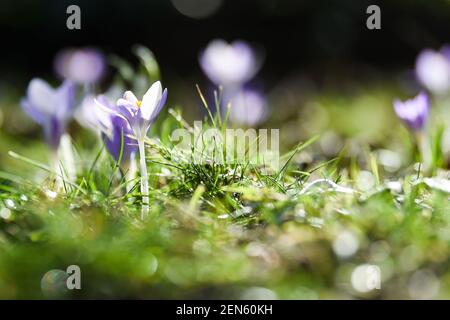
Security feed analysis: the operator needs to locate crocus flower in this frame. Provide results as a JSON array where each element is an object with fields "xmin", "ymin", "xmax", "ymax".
[
  {"xmin": 75, "ymin": 95, "xmax": 111, "ymax": 133},
  {"xmin": 393, "ymin": 92, "xmax": 430, "ymax": 131},
  {"xmin": 54, "ymin": 48, "xmax": 106, "ymax": 85},
  {"xmin": 97, "ymin": 81, "xmax": 167, "ymax": 217},
  {"xmin": 103, "ymin": 115, "xmax": 138, "ymax": 166},
  {"xmin": 112, "ymin": 81, "xmax": 168, "ymax": 141},
  {"xmin": 416, "ymin": 48, "xmax": 450, "ymax": 95},
  {"xmin": 76, "ymin": 95, "xmax": 137, "ymax": 167},
  {"xmin": 21, "ymin": 78, "xmax": 76, "ymax": 149},
  {"xmin": 227, "ymin": 88, "xmax": 268, "ymax": 126},
  {"xmin": 199, "ymin": 39, "xmax": 261, "ymax": 86}
]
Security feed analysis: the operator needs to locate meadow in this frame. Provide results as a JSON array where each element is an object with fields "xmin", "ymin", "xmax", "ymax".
[{"xmin": 0, "ymin": 41, "xmax": 450, "ymax": 300}]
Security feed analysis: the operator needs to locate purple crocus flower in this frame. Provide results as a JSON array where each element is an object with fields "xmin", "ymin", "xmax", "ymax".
[
  {"xmin": 416, "ymin": 48, "xmax": 450, "ymax": 95},
  {"xmin": 393, "ymin": 92, "xmax": 430, "ymax": 131},
  {"xmin": 227, "ymin": 88, "xmax": 268, "ymax": 126},
  {"xmin": 76, "ymin": 95, "xmax": 137, "ymax": 165},
  {"xmin": 96, "ymin": 81, "xmax": 167, "ymax": 217},
  {"xmin": 21, "ymin": 78, "xmax": 76, "ymax": 149},
  {"xmin": 199, "ymin": 39, "xmax": 261, "ymax": 86},
  {"xmin": 105, "ymin": 81, "xmax": 168, "ymax": 141},
  {"xmin": 54, "ymin": 48, "xmax": 106, "ymax": 85},
  {"xmin": 102, "ymin": 115, "xmax": 138, "ymax": 164}
]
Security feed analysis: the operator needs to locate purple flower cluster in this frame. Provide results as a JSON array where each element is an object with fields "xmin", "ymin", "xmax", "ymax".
[
  {"xmin": 199, "ymin": 39, "xmax": 267, "ymax": 126},
  {"xmin": 392, "ymin": 45, "xmax": 450, "ymax": 132},
  {"xmin": 77, "ymin": 95, "xmax": 138, "ymax": 166},
  {"xmin": 54, "ymin": 48, "xmax": 106, "ymax": 85},
  {"xmin": 76, "ymin": 82, "xmax": 168, "ymax": 167},
  {"xmin": 21, "ymin": 79, "xmax": 76, "ymax": 149},
  {"xmin": 22, "ymin": 46, "xmax": 167, "ymax": 181},
  {"xmin": 393, "ymin": 92, "xmax": 430, "ymax": 131},
  {"xmin": 200, "ymin": 40, "xmax": 261, "ymax": 86},
  {"xmin": 416, "ymin": 45, "xmax": 450, "ymax": 95}
]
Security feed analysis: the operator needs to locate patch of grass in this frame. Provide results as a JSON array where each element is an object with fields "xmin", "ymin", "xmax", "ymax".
[{"xmin": 1, "ymin": 104, "xmax": 450, "ymax": 300}]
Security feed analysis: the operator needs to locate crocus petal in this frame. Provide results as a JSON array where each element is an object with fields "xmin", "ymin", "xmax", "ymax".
[
  {"xmin": 116, "ymin": 97, "xmax": 140, "ymax": 121},
  {"xmin": 140, "ymin": 81, "xmax": 162, "ymax": 120},
  {"xmin": 416, "ymin": 49, "xmax": 450, "ymax": 94},
  {"xmin": 76, "ymin": 95, "xmax": 112, "ymax": 134},
  {"xmin": 149, "ymin": 88, "xmax": 168, "ymax": 122},
  {"xmin": 44, "ymin": 116, "xmax": 63, "ymax": 149},
  {"xmin": 22, "ymin": 78, "xmax": 76, "ymax": 149},
  {"xmin": 97, "ymin": 97, "xmax": 122, "ymax": 114},
  {"xmin": 102, "ymin": 115, "xmax": 138, "ymax": 163},
  {"xmin": 55, "ymin": 48, "xmax": 106, "ymax": 84},
  {"xmin": 117, "ymin": 104, "xmax": 137, "ymax": 125},
  {"xmin": 393, "ymin": 92, "xmax": 430, "ymax": 131},
  {"xmin": 227, "ymin": 88, "xmax": 268, "ymax": 126},
  {"xmin": 123, "ymin": 91, "xmax": 139, "ymax": 105},
  {"xmin": 21, "ymin": 98, "xmax": 46, "ymax": 124},
  {"xmin": 441, "ymin": 44, "xmax": 450, "ymax": 61},
  {"xmin": 75, "ymin": 96, "xmax": 98, "ymax": 131},
  {"xmin": 27, "ymin": 78, "xmax": 58, "ymax": 116},
  {"xmin": 96, "ymin": 94, "xmax": 115, "ymax": 109},
  {"xmin": 96, "ymin": 96, "xmax": 138, "ymax": 137},
  {"xmin": 116, "ymin": 98, "xmax": 137, "ymax": 110},
  {"xmin": 55, "ymin": 80, "xmax": 76, "ymax": 120}
]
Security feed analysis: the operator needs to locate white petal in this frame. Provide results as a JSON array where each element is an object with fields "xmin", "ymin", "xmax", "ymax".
[
  {"xmin": 123, "ymin": 91, "xmax": 138, "ymax": 105},
  {"xmin": 140, "ymin": 81, "xmax": 162, "ymax": 120},
  {"xmin": 27, "ymin": 78, "xmax": 57, "ymax": 115},
  {"xmin": 116, "ymin": 98, "xmax": 136, "ymax": 109},
  {"xmin": 95, "ymin": 97, "xmax": 127, "ymax": 121},
  {"xmin": 75, "ymin": 95, "xmax": 97, "ymax": 130},
  {"xmin": 93, "ymin": 100, "xmax": 113, "ymax": 132},
  {"xmin": 93, "ymin": 98, "xmax": 126, "ymax": 137}
]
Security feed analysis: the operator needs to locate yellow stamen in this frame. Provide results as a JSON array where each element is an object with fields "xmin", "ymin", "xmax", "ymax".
[{"xmin": 136, "ymin": 100, "xmax": 142, "ymax": 108}]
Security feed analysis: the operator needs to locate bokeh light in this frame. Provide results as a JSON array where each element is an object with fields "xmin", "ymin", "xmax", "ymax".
[
  {"xmin": 171, "ymin": 0, "xmax": 223, "ymax": 19},
  {"xmin": 40, "ymin": 269, "xmax": 69, "ymax": 299}
]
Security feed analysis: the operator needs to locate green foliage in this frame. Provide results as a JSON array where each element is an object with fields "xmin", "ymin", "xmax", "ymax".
[
  {"xmin": 1, "ymin": 107, "xmax": 450, "ymax": 299},
  {"xmin": 1, "ymin": 55, "xmax": 450, "ymax": 299}
]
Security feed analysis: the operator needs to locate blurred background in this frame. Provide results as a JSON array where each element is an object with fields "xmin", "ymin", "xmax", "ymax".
[
  {"xmin": 1, "ymin": 0, "xmax": 449, "ymax": 78},
  {"xmin": 0, "ymin": 0, "xmax": 449, "ymax": 83},
  {"xmin": 0, "ymin": 0, "xmax": 449, "ymax": 167}
]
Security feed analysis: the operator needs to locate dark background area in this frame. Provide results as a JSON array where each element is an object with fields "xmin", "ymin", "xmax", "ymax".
[{"xmin": 0, "ymin": 0, "xmax": 449, "ymax": 86}]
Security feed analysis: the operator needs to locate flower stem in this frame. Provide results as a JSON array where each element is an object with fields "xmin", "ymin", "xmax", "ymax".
[
  {"xmin": 138, "ymin": 140, "xmax": 149, "ymax": 219},
  {"xmin": 415, "ymin": 131, "xmax": 432, "ymax": 174},
  {"xmin": 50, "ymin": 149, "xmax": 62, "ymax": 190},
  {"xmin": 59, "ymin": 133, "xmax": 76, "ymax": 185}
]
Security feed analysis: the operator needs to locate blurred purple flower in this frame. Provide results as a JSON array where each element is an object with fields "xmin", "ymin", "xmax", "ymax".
[
  {"xmin": 76, "ymin": 95, "xmax": 111, "ymax": 133},
  {"xmin": 416, "ymin": 47, "xmax": 450, "ymax": 95},
  {"xmin": 76, "ymin": 95, "xmax": 137, "ymax": 164},
  {"xmin": 54, "ymin": 48, "xmax": 106, "ymax": 85},
  {"xmin": 199, "ymin": 39, "xmax": 261, "ymax": 86},
  {"xmin": 227, "ymin": 88, "xmax": 268, "ymax": 126},
  {"xmin": 393, "ymin": 92, "xmax": 430, "ymax": 131},
  {"xmin": 21, "ymin": 78, "xmax": 76, "ymax": 149},
  {"xmin": 441, "ymin": 44, "xmax": 450, "ymax": 60}
]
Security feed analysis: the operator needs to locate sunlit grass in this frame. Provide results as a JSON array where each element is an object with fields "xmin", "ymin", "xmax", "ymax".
[{"xmin": 1, "ymin": 100, "xmax": 450, "ymax": 299}]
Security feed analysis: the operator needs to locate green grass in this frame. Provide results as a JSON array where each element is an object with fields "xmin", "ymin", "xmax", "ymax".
[
  {"xmin": 1, "ymin": 50, "xmax": 450, "ymax": 299},
  {"xmin": 1, "ymin": 104, "xmax": 450, "ymax": 300}
]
